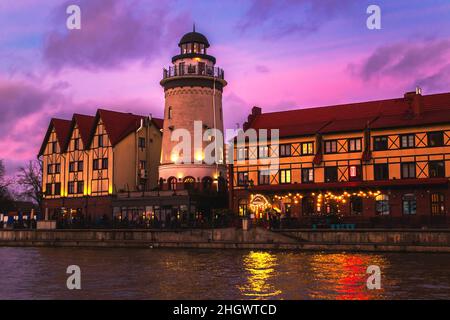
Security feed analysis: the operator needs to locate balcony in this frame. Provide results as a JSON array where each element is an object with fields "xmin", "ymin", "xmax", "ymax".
[{"xmin": 162, "ymin": 64, "xmax": 225, "ymax": 80}]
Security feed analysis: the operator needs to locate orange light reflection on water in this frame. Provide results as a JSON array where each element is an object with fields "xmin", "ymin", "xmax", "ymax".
[
  {"xmin": 238, "ymin": 251, "xmax": 282, "ymax": 299},
  {"xmin": 309, "ymin": 253, "xmax": 387, "ymax": 300}
]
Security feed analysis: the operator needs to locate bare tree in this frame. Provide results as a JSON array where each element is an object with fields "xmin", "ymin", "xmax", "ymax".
[
  {"xmin": 16, "ymin": 159, "xmax": 43, "ymax": 207},
  {"xmin": 0, "ymin": 159, "xmax": 13, "ymax": 208}
]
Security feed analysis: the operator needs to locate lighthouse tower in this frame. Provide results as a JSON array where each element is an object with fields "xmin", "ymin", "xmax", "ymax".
[{"xmin": 159, "ymin": 27, "xmax": 227, "ymax": 189}]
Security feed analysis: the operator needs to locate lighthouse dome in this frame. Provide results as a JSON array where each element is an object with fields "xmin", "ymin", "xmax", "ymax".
[{"xmin": 178, "ymin": 31, "xmax": 210, "ymax": 48}]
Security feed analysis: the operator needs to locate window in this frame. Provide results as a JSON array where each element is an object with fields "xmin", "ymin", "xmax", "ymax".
[
  {"xmin": 301, "ymin": 142, "xmax": 314, "ymax": 155},
  {"xmin": 183, "ymin": 176, "xmax": 195, "ymax": 190},
  {"xmin": 428, "ymin": 131, "xmax": 444, "ymax": 147},
  {"xmin": 400, "ymin": 134, "xmax": 415, "ymax": 148},
  {"xmin": 55, "ymin": 163, "xmax": 61, "ymax": 174},
  {"xmin": 98, "ymin": 135, "xmax": 104, "ymax": 147},
  {"xmin": 279, "ymin": 169, "xmax": 291, "ymax": 184},
  {"xmin": 375, "ymin": 194, "xmax": 390, "ymax": 215},
  {"xmin": 431, "ymin": 193, "xmax": 445, "ymax": 215},
  {"xmin": 47, "ymin": 164, "xmax": 53, "ymax": 174},
  {"xmin": 168, "ymin": 177, "xmax": 177, "ymax": 191},
  {"xmin": 401, "ymin": 162, "xmax": 416, "ymax": 179},
  {"xmin": 374, "ymin": 163, "xmax": 389, "ymax": 180},
  {"xmin": 429, "ymin": 161, "xmax": 445, "ymax": 178},
  {"xmin": 102, "ymin": 158, "xmax": 108, "ymax": 169},
  {"xmin": 350, "ymin": 196, "xmax": 363, "ymax": 215},
  {"xmin": 301, "ymin": 168, "xmax": 314, "ymax": 183},
  {"xmin": 325, "ymin": 166, "xmax": 338, "ymax": 183},
  {"xmin": 402, "ymin": 194, "xmax": 416, "ymax": 215},
  {"xmin": 202, "ymin": 177, "xmax": 213, "ymax": 190},
  {"xmin": 349, "ymin": 165, "xmax": 361, "ymax": 181},
  {"xmin": 93, "ymin": 159, "xmax": 99, "ymax": 170},
  {"xmin": 302, "ymin": 197, "xmax": 315, "ymax": 216},
  {"xmin": 77, "ymin": 181, "xmax": 84, "ymax": 194},
  {"xmin": 138, "ymin": 137, "xmax": 146, "ymax": 148},
  {"xmin": 139, "ymin": 160, "xmax": 146, "ymax": 170},
  {"xmin": 54, "ymin": 183, "xmax": 61, "ymax": 196},
  {"xmin": 324, "ymin": 140, "xmax": 337, "ymax": 154},
  {"xmin": 68, "ymin": 182, "xmax": 75, "ymax": 195},
  {"xmin": 74, "ymin": 138, "xmax": 80, "ymax": 150},
  {"xmin": 238, "ymin": 172, "xmax": 249, "ymax": 186},
  {"xmin": 258, "ymin": 170, "xmax": 270, "ymax": 185},
  {"xmin": 237, "ymin": 147, "xmax": 248, "ymax": 161},
  {"xmin": 258, "ymin": 146, "xmax": 269, "ymax": 158},
  {"xmin": 168, "ymin": 106, "xmax": 173, "ymax": 120},
  {"xmin": 51, "ymin": 141, "xmax": 57, "ymax": 153},
  {"xmin": 77, "ymin": 161, "xmax": 84, "ymax": 172},
  {"xmin": 69, "ymin": 162, "xmax": 75, "ymax": 172},
  {"xmin": 45, "ymin": 183, "xmax": 52, "ymax": 196},
  {"xmin": 348, "ymin": 138, "xmax": 362, "ymax": 152},
  {"xmin": 279, "ymin": 144, "xmax": 291, "ymax": 157},
  {"xmin": 373, "ymin": 136, "xmax": 388, "ymax": 151},
  {"xmin": 238, "ymin": 199, "xmax": 248, "ymax": 217}
]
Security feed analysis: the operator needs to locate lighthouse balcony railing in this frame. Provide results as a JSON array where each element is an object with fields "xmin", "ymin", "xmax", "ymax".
[{"xmin": 163, "ymin": 65, "xmax": 224, "ymax": 80}]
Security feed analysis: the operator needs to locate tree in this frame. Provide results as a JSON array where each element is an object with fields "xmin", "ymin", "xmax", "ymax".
[
  {"xmin": 16, "ymin": 159, "xmax": 43, "ymax": 208},
  {"xmin": 0, "ymin": 159, "xmax": 13, "ymax": 210}
]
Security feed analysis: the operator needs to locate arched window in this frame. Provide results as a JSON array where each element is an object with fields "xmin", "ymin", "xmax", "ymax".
[
  {"xmin": 375, "ymin": 194, "xmax": 390, "ymax": 215},
  {"xmin": 202, "ymin": 177, "xmax": 213, "ymax": 190},
  {"xmin": 183, "ymin": 176, "xmax": 195, "ymax": 190},
  {"xmin": 238, "ymin": 199, "xmax": 248, "ymax": 217},
  {"xmin": 402, "ymin": 194, "xmax": 416, "ymax": 215},
  {"xmin": 168, "ymin": 106, "xmax": 173, "ymax": 120},
  {"xmin": 168, "ymin": 177, "xmax": 177, "ymax": 191}
]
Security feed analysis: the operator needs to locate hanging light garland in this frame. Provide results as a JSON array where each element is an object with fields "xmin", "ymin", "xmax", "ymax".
[{"xmin": 271, "ymin": 190, "xmax": 382, "ymax": 204}]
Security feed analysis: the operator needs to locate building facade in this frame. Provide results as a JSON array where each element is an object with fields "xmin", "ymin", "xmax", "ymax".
[
  {"xmin": 39, "ymin": 110, "xmax": 163, "ymax": 222},
  {"xmin": 231, "ymin": 90, "xmax": 450, "ymax": 227}
]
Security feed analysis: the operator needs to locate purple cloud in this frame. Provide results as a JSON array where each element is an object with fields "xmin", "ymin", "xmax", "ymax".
[
  {"xmin": 43, "ymin": 0, "xmax": 190, "ymax": 71},
  {"xmin": 236, "ymin": 0, "xmax": 359, "ymax": 39},
  {"xmin": 351, "ymin": 39, "xmax": 450, "ymax": 91}
]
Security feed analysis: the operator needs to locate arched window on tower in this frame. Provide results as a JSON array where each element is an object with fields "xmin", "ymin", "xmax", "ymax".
[
  {"xmin": 168, "ymin": 106, "xmax": 173, "ymax": 119},
  {"xmin": 168, "ymin": 177, "xmax": 177, "ymax": 191},
  {"xmin": 183, "ymin": 176, "xmax": 196, "ymax": 190}
]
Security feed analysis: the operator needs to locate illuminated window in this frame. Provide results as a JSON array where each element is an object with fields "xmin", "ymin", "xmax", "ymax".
[
  {"xmin": 375, "ymin": 194, "xmax": 390, "ymax": 215},
  {"xmin": 168, "ymin": 177, "xmax": 177, "ymax": 191},
  {"xmin": 301, "ymin": 142, "xmax": 314, "ymax": 155},
  {"xmin": 349, "ymin": 165, "xmax": 361, "ymax": 181},
  {"xmin": 238, "ymin": 199, "xmax": 248, "ymax": 217},
  {"xmin": 431, "ymin": 193, "xmax": 445, "ymax": 215},
  {"xmin": 279, "ymin": 169, "xmax": 291, "ymax": 184}
]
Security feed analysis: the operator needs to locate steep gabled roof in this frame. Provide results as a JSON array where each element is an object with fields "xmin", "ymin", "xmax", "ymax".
[
  {"xmin": 62, "ymin": 114, "xmax": 96, "ymax": 152},
  {"xmin": 38, "ymin": 118, "xmax": 71, "ymax": 156},
  {"xmin": 246, "ymin": 92, "xmax": 450, "ymax": 137}
]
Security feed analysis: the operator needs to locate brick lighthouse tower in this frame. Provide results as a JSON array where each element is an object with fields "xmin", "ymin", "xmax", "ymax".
[{"xmin": 159, "ymin": 27, "xmax": 227, "ymax": 190}]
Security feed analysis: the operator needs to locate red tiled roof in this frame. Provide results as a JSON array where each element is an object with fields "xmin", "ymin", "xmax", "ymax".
[
  {"xmin": 38, "ymin": 109, "xmax": 164, "ymax": 156},
  {"xmin": 247, "ymin": 92, "xmax": 450, "ymax": 137},
  {"xmin": 38, "ymin": 118, "xmax": 71, "ymax": 156},
  {"xmin": 73, "ymin": 114, "xmax": 95, "ymax": 147}
]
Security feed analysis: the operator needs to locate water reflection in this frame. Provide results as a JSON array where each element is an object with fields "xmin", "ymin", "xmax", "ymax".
[
  {"xmin": 238, "ymin": 251, "xmax": 282, "ymax": 299},
  {"xmin": 309, "ymin": 253, "xmax": 388, "ymax": 300}
]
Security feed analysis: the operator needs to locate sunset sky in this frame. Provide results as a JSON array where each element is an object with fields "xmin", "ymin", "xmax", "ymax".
[{"xmin": 1, "ymin": 0, "xmax": 450, "ymax": 178}]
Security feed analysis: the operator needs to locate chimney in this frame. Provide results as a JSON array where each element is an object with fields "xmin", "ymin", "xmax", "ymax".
[
  {"xmin": 404, "ymin": 87, "xmax": 423, "ymax": 116},
  {"xmin": 252, "ymin": 106, "xmax": 262, "ymax": 116}
]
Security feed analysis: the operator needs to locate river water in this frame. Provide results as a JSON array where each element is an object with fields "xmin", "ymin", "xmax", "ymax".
[{"xmin": 0, "ymin": 247, "xmax": 449, "ymax": 300}]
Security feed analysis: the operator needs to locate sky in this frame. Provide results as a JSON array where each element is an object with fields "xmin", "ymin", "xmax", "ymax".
[{"xmin": 1, "ymin": 0, "xmax": 450, "ymax": 178}]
